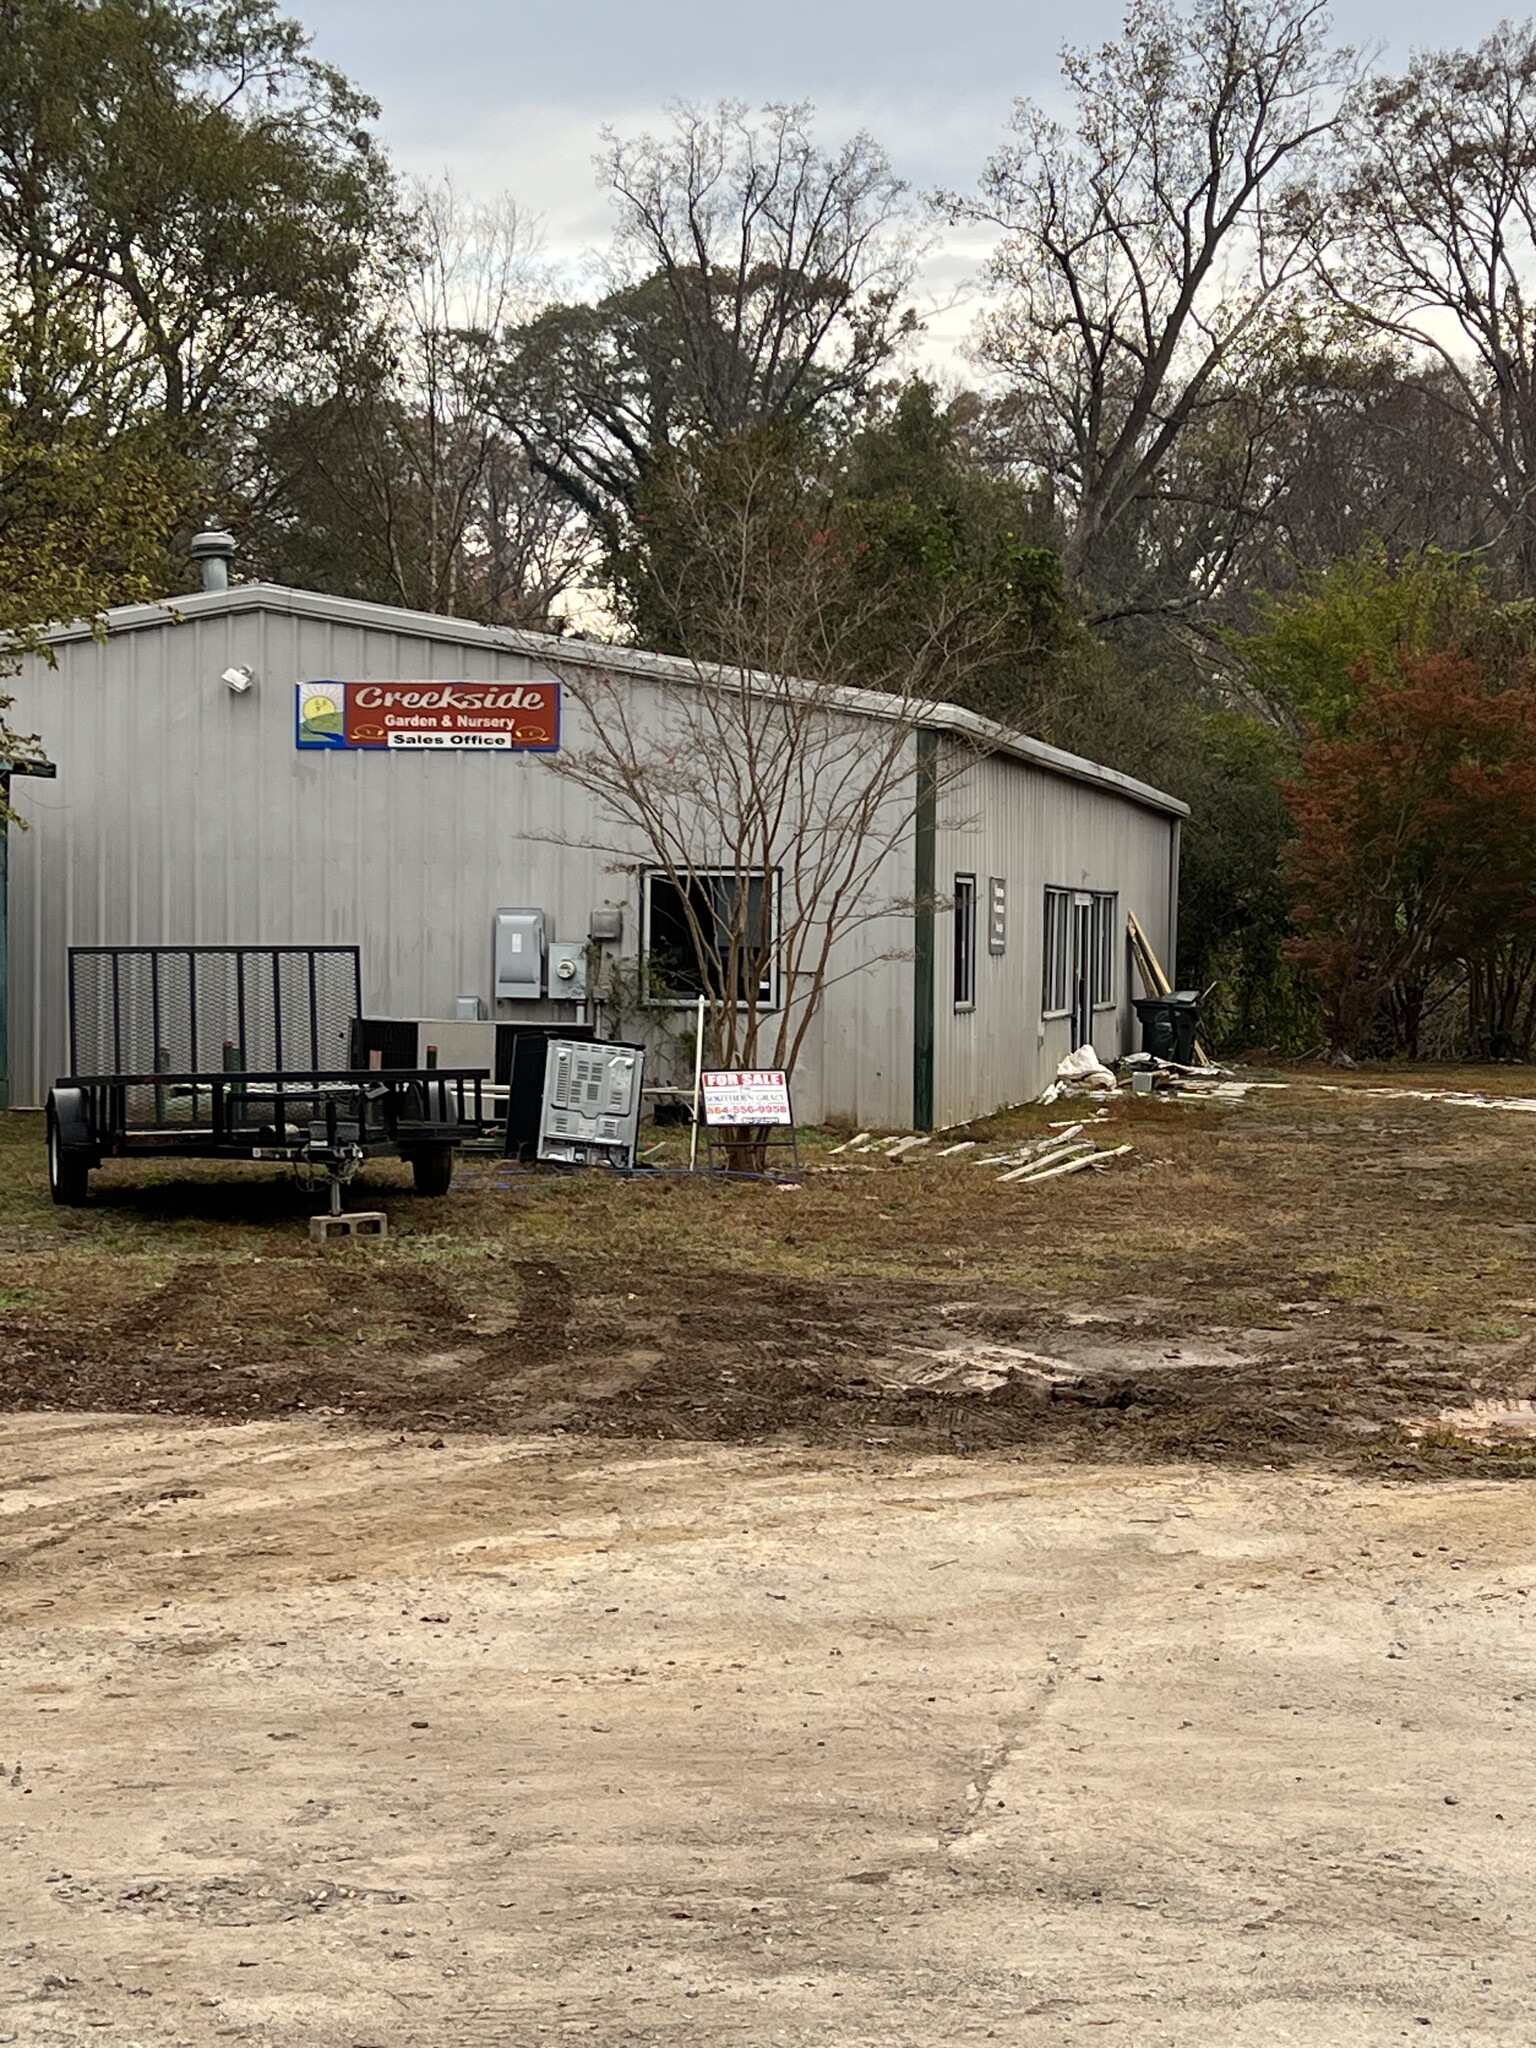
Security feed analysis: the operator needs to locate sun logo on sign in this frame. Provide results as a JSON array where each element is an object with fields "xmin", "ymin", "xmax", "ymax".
[{"xmin": 299, "ymin": 691, "xmax": 345, "ymax": 745}]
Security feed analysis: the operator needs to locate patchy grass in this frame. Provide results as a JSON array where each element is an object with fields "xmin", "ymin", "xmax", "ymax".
[{"xmin": 3, "ymin": 1074, "xmax": 1536, "ymax": 1475}]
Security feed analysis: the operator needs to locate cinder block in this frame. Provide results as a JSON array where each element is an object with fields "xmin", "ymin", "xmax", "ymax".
[{"xmin": 309, "ymin": 1210, "xmax": 389, "ymax": 1244}]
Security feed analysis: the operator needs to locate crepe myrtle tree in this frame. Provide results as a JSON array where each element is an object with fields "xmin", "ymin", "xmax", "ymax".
[{"xmin": 536, "ymin": 434, "xmax": 1016, "ymax": 1152}]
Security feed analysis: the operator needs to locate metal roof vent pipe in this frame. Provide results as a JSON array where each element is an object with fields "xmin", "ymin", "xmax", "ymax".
[{"xmin": 189, "ymin": 528, "xmax": 236, "ymax": 593}]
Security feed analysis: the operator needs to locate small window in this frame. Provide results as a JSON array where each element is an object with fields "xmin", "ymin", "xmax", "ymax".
[
  {"xmin": 1091, "ymin": 892, "xmax": 1118, "ymax": 1007},
  {"xmin": 644, "ymin": 869, "xmax": 777, "ymax": 1006},
  {"xmin": 953, "ymin": 875, "xmax": 977, "ymax": 1010},
  {"xmin": 1042, "ymin": 887, "xmax": 1071, "ymax": 1016}
]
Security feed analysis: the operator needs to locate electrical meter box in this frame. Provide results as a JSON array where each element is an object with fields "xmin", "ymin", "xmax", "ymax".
[
  {"xmin": 537, "ymin": 1039, "xmax": 645, "ymax": 1168},
  {"xmin": 547, "ymin": 940, "xmax": 588, "ymax": 1000},
  {"xmin": 494, "ymin": 908, "xmax": 545, "ymax": 1001}
]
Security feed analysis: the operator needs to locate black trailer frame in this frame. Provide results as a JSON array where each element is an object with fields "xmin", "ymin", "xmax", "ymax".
[{"xmin": 46, "ymin": 945, "xmax": 491, "ymax": 1209}]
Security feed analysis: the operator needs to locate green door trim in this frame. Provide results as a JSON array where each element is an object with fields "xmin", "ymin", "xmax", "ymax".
[{"xmin": 912, "ymin": 728, "xmax": 938, "ymax": 1132}]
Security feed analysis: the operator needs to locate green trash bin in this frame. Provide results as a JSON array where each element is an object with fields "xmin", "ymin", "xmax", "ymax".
[{"xmin": 1133, "ymin": 992, "xmax": 1201, "ymax": 1064}]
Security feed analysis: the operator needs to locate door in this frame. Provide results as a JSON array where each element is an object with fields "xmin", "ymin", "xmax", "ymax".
[{"xmin": 1071, "ymin": 895, "xmax": 1094, "ymax": 1050}]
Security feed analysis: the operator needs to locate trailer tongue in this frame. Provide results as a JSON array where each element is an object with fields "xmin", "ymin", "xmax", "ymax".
[{"xmin": 45, "ymin": 946, "xmax": 490, "ymax": 1210}]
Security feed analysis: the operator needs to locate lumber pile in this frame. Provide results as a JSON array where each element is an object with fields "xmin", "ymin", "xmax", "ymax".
[
  {"xmin": 1126, "ymin": 910, "xmax": 1214, "ymax": 1069},
  {"xmin": 971, "ymin": 1120, "xmax": 1134, "ymax": 1184}
]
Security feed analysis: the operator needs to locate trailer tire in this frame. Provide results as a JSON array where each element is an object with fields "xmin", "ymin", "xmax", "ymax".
[
  {"xmin": 47, "ymin": 1117, "xmax": 91, "ymax": 1206},
  {"xmin": 407, "ymin": 1144, "xmax": 454, "ymax": 1197}
]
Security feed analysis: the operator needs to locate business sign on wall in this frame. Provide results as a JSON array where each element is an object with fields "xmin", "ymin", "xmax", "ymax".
[{"xmin": 295, "ymin": 680, "xmax": 560, "ymax": 753}]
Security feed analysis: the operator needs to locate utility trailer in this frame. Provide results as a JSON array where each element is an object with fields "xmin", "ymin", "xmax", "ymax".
[{"xmin": 44, "ymin": 946, "xmax": 490, "ymax": 1210}]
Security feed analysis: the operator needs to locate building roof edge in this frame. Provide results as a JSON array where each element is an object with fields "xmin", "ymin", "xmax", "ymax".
[{"xmin": 27, "ymin": 582, "xmax": 1190, "ymax": 819}]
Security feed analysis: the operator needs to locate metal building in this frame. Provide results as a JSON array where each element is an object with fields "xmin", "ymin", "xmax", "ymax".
[{"xmin": 4, "ymin": 574, "xmax": 1187, "ymax": 1129}]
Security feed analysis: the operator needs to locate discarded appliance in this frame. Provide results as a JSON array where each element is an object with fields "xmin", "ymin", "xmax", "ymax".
[
  {"xmin": 537, "ymin": 1039, "xmax": 645, "ymax": 1169},
  {"xmin": 502, "ymin": 1022, "xmax": 596, "ymax": 1160}
]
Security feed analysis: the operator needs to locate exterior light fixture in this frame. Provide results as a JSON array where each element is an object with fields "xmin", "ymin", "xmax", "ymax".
[{"xmin": 221, "ymin": 666, "xmax": 255, "ymax": 694}]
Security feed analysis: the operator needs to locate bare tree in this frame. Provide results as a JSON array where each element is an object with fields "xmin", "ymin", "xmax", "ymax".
[
  {"xmin": 534, "ymin": 440, "xmax": 1007, "ymax": 1153},
  {"xmin": 946, "ymin": 0, "xmax": 1356, "ymax": 622},
  {"xmin": 1243, "ymin": 347, "xmax": 1498, "ymax": 593},
  {"xmin": 242, "ymin": 180, "xmax": 588, "ymax": 624},
  {"xmin": 1329, "ymin": 25, "xmax": 1536, "ymax": 590},
  {"xmin": 495, "ymin": 102, "xmax": 923, "ymax": 548}
]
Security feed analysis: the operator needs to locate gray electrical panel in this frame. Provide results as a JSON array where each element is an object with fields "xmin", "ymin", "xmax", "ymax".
[
  {"xmin": 494, "ymin": 907, "xmax": 544, "ymax": 1001},
  {"xmin": 538, "ymin": 1039, "xmax": 645, "ymax": 1168},
  {"xmin": 547, "ymin": 940, "xmax": 588, "ymax": 1000}
]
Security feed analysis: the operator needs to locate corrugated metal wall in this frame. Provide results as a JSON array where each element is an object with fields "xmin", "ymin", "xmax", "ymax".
[
  {"xmin": 927, "ymin": 740, "xmax": 1178, "ymax": 1130},
  {"xmin": 7, "ymin": 590, "xmax": 1180, "ymax": 1128},
  {"xmin": 5, "ymin": 595, "xmax": 914, "ymax": 1123}
]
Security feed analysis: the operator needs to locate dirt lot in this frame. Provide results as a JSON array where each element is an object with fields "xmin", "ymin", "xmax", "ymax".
[
  {"xmin": 3, "ymin": 1420, "xmax": 1536, "ymax": 2045},
  {"xmin": 3, "ymin": 1072, "xmax": 1536, "ymax": 2043},
  {"xmin": 4, "ymin": 1071, "xmax": 1536, "ymax": 1471}
]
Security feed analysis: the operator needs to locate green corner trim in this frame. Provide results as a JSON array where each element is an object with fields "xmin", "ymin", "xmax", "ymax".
[{"xmin": 913, "ymin": 728, "xmax": 938, "ymax": 1132}]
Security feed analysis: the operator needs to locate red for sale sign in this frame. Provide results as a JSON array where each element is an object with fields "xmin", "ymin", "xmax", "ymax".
[{"xmin": 700, "ymin": 1071, "xmax": 794, "ymax": 1126}]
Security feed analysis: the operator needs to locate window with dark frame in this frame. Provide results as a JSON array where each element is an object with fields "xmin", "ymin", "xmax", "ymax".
[
  {"xmin": 644, "ymin": 870, "xmax": 777, "ymax": 1006},
  {"xmin": 1090, "ymin": 891, "xmax": 1118, "ymax": 1007},
  {"xmin": 1042, "ymin": 886, "xmax": 1071, "ymax": 1015},
  {"xmin": 953, "ymin": 874, "xmax": 977, "ymax": 1010}
]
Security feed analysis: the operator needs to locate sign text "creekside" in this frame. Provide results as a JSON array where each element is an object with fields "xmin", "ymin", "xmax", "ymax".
[{"xmin": 295, "ymin": 679, "xmax": 561, "ymax": 754}]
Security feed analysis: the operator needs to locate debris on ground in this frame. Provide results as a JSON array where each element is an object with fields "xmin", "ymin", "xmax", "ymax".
[
  {"xmin": 884, "ymin": 1136, "xmax": 932, "ymax": 1160},
  {"xmin": 1403, "ymin": 1398, "xmax": 1536, "ymax": 1440},
  {"xmin": 1004, "ymin": 1142, "xmax": 1133, "ymax": 1187},
  {"xmin": 1116, "ymin": 1053, "xmax": 1286, "ymax": 1104},
  {"xmin": 1051, "ymin": 1044, "xmax": 1120, "ymax": 1093},
  {"xmin": 5, "ymin": 1069, "xmax": 1536, "ymax": 1475},
  {"xmin": 1039, "ymin": 1044, "xmax": 1284, "ymax": 1105},
  {"xmin": 1319, "ymin": 1085, "xmax": 1536, "ymax": 1116}
]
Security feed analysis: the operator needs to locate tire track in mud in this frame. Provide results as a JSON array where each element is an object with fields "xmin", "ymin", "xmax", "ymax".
[
  {"xmin": 451, "ymin": 1259, "xmax": 577, "ymax": 1395},
  {"xmin": 0, "ymin": 1252, "xmax": 481, "ymax": 1424}
]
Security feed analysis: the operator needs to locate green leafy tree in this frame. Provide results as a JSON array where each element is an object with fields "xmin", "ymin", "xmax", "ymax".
[
  {"xmin": 1231, "ymin": 546, "xmax": 1510, "ymax": 735},
  {"xmin": 0, "ymin": 0, "xmax": 391, "ymax": 478},
  {"xmin": 834, "ymin": 383, "xmax": 1079, "ymax": 726},
  {"xmin": 1282, "ymin": 653, "xmax": 1536, "ymax": 1055},
  {"xmin": 610, "ymin": 382, "xmax": 1080, "ymax": 724},
  {"xmin": 0, "ymin": 369, "xmax": 179, "ymax": 817}
]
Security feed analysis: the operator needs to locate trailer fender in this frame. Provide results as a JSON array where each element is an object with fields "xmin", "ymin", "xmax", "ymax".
[{"xmin": 45, "ymin": 1087, "xmax": 95, "ymax": 1155}]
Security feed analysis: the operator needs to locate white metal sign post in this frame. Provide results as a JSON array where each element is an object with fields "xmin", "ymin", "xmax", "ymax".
[{"xmin": 688, "ymin": 995, "xmax": 707, "ymax": 1173}]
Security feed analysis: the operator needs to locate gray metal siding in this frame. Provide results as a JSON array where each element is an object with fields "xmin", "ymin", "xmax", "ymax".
[
  {"xmin": 8, "ymin": 591, "xmax": 1179, "ymax": 1128},
  {"xmin": 928, "ymin": 743, "xmax": 1178, "ymax": 1129},
  {"xmin": 6, "ymin": 606, "xmax": 914, "ymax": 1123}
]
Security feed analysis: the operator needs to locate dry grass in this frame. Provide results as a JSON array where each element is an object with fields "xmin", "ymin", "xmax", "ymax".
[{"xmin": 3, "ymin": 1072, "xmax": 1535, "ymax": 1473}]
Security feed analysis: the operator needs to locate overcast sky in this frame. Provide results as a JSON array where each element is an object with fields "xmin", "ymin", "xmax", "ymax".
[{"xmin": 296, "ymin": 0, "xmax": 1526, "ymax": 364}]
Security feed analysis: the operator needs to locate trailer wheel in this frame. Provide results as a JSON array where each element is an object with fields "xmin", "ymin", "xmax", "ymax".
[
  {"xmin": 47, "ymin": 1118, "xmax": 91, "ymax": 1206},
  {"xmin": 407, "ymin": 1145, "xmax": 454, "ymax": 1197}
]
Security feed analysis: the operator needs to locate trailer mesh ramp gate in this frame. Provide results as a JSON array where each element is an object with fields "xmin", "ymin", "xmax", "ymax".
[
  {"xmin": 68, "ymin": 946, "xmax": 362, "ymax": 1125},
  {"xmin": 49, "ymin": 945, "xmax": 490, "ymax": 1209}
]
